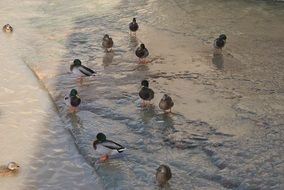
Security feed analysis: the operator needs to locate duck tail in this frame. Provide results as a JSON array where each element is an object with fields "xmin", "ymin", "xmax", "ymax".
[{"xmin": 118, "ymin": 147, "xmax": 126, "ymax": 153}]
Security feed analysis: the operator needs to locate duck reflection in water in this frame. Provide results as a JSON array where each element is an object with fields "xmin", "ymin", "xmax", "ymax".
[
  {"xmin": 129, "ymin": 35, "xmax": 139, "ymax": 50},
  {"xmin": 103, "ymin": 52, "xmax": 114, "ymax": 67},
  {"xmin": 212, "ymin": 53, "xmax": 224, "ymax": 70}
]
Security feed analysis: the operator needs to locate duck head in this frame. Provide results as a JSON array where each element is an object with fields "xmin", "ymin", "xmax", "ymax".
[
  {"xmin": 141, "ymin": 80, "xmax": 149, "ymax": 87},
  {"xmin": 162, "ymin": 94, "xmax": 169, "ymax": 101},
  {"xmin": 104, "ymin": 34, "xmax": 110, "ymax": 39},
  {"xmin": 219, "ymin": 34, "xmax": 227, "ymax": 40},
  {"xmin": 70, "ymin": 89, "xmax": 79, "ymax": 97},
  {"xmin": 157, "ymin": 165, "xmax": 170, "ymax": 174},
  {"xmin": 96, "ymin": 133, "xmax": 107, "ymax": 142},
  {"xmin": 7, "ymin": 162, "xmax": 20, "ymax": 170},
  {"xmin": 140, "ymin": 44, "xmax": 146, "ymax": 49},
  {"xmin": 3, "ymin": 24, "xmax": 13, "ymax": 32},
  {"xmin": 73, "ymin": 59, "xmax": 82, "ymax": 66},
  {"xmin": 133, "ymin": 18, "xmax": 136, "ymax": 23}
]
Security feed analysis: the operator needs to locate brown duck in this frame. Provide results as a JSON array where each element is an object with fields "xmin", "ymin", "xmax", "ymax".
[{"xmin": 0, "ymin": 162, "xmax": 20, "ymax": 177}]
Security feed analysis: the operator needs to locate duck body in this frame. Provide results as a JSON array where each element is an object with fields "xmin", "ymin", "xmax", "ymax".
[
  {"xmin": 102, "ymin": 34, "xmax": 113, "ymax": 51},
  {"xmin": 156, "ymin": 164, "xmax": 172, "ymax": 187},
  {"xmin": 129, "ymin": 18, "xmax": 139, "ymax": 32},
  {"xmin": 139, "ymin": 87, "xmax": 154, "ymax": 101},
  {"xmin": 214, "ymin": 34, "xmax": 227, "ymax": 49},
  {"xmin": 135, "ymin": 44, "xmax": 149, "ymax": 59},
  {"xmin": 70, "ymin": 95, "xmax": 81, "ymax": 107},
  {"xmin": 64, "ymin": 89, "xmax": 81, "ymax": 113},
  {"xmin": 93, "ymin": 133, "xmax": 125, "ymax": 161},
  {"xmin": 93, "ymin": 139, "xmax": 125, "ymax": 156},
  {"xmin": 0, "ymin": 162, "xmax": 20, "ymax": 177},
  {"xmin": 3, "ymin": 24, "xmax": 13, "ymax": 33},
  {"xmin": 139, "ymin": 80, "xmax": 154, "ymax": 105},
  {"xmin": 159, "ymin": 94, "xmax": 174, "ymax": 112},
  {"xmin": 70, "ymin": 59, "xmax": 96, "ymax": 77}
]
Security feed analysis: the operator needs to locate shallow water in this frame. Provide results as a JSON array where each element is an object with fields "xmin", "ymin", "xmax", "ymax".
[{"xmin": 1, "ymin": 0, "xmax": 284, "ymax": 189}]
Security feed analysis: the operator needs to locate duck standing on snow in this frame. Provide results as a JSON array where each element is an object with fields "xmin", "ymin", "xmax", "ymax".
[
  {"xmin": 2, "ymin": 24, "xmax": 13, "ymax": 33},
  {"xmin": 0, "ymin": 162, "xmax": 20, "ymax": 177},
  {"xmin": 129, "ymin": 18, "xmax": 139, "ymax": 36},
  {"xmin": 93, "ymin": 133, "xmax": 126, "ymax": 161},
  {"xmin": 135, "ymin": 43, "xmax": 149, "ymax": 64},
  {"xmin": 139, "ymin": 80, "xmax": 154, "ymax": 106},
  {"xmin": 214, "ymin": 34, "xmax": 227, "ymax": 50},
  {"xmin": 159, "ymin": 94, "xmax": 174, "ymax": 113},
  {"xmin": 70, "ymin": 59, "xmax": 96, "ymax": 84},
  {"xmin": 102, "ymin": 34, "xmax": 114, "ymax": 52},
  {"xmin": 64, "ymin": 89, "xmax": 81, "ymax": 113},
  {"xmin": 156, "ymin": 164, "xmax": 172, "ymax": 187}
]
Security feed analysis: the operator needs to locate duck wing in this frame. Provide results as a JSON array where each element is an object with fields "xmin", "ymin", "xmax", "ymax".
[
  {"xmin": 70, "ymin": 96, "xmax": 81, "ymax": 107},
  {"xmin": 139, "ymin": 87, "xmax": 150, "ymax": 100},
  {"xmin": 79, "ymin": 65, "xmax": 96, "ymax": 76},
  {"xmin": 214, "ymin": 38, "xmax": 225, "ymax": 48},
  {"xmin": 139, "ymin": 87, "xmax": 154, "ymax": 101},
  {"xmin": 101, "ymin": 140, "xmax": 125, "ymax": 153},
  {"xmin": 167, "ymin": 97, "xmax": 174, "ymax": 108},
  {"xmin": 142, "ymin": 48, "xmax": 149, "ymax": 58},
  {"xmin": 135, "ymin": 47, "xmax": 144, "ymax": 58},
  {"xmin": 149, "ymin": 88, "xmax": 154, "ymax": 100},
  {"xmin": 129, "ymin": 22, "xmax": 139, "ymax": 31}
]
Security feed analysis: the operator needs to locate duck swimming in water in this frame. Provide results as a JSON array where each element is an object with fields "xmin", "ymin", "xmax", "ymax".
[
  {"xmin": 129, "ymin": 18, "xmax": 139, "ymax": 36},
  {"xmin": 159, "ymin": 94, "xmax": 174, "ymax": 113},
  {"xmin": 135, "ymin": 43, "xmax": 149, "ymax": 64},
  {"xmin": 139, "ymin": 80, "xmax": 154, "ymax": 106},
  {"xmin": 102, "ymin": 34, "xmax": 114, "ymax": 52},
  {"xmin": 156, "ymin": 164, "xmax": 172, "ymax": 187},
  {"xmin": 2, "ymin": 24, "xmax": 13, "ymax": 33},
  {"xmin": 93, "ymin": 133, "xmax": 126, "ymax": 161},
  {"xmin": 64, "ymin": 89, "xmax": 81, "ymax": 113},
  {"xmin": 70, "ymin": 59, "xmax": 96, "ymax": 84},
  {"xmin": 214, "ymin": 34, "xmax": 227, "ymax": 50},
  {"xmin": 0, "ymin": 162, "xmax": 20, "ymax": 177}
]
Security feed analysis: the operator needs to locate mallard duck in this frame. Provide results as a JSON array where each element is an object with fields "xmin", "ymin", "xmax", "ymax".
[
  {"xmin": 2, "ymin": 24, "xmax": 13, "ymax": 33},
  {"xmin": 93, "ymin": 133, "xmax": 126, "ymax": 161},
  {"xmin": 159, "ymin": 94, "xmax": 174, "ymax": 113},
  {"xmin": 135, "ymin": 44, "xmax": 149, "ymax": 64},
  {"xmin": 156, "ymin": 165, "xmax": 172, "ymax": 187},
  {"xmin": 214, "ymin": 34, "xmax": 227, "ymax": 49},
  {"xmin": 70, "ymin": 59, "xmax": 96, "ymax": 77},
  {"xmin": 102, "ymin": 34, "xmax": 114, "ymax": 52},
  {"xmin": 139, "ymin": 80, "xmax": 154, "ymax": 106},
  {"xmin": 129, "ymin": 18, "xmax": 139, "ymax": 36},
  {"xmin": 64, "ymin": 89, "xmax": 81, "ymax": 113},
  {"xmin": 0, "ymin": 162, "xmax": 20, "ymax": 177}
]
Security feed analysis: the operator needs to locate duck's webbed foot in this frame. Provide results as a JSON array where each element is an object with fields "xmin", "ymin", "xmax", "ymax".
[{"xmin": 100, "ymin": 154, "xmax": 109, "ymax": 161}]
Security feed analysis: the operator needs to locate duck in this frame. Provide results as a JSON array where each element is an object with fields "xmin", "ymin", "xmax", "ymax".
[
  {"xmin": 70, "ymin": 59, "xmax": 96, "ymax": 83},
  {"xmin": 214, "ymin": 34, "xmax": 227, "ymax": 49},
  {"xmin": 2, "ymin": 24, "xmax": 13, "ymax": 33},
  {"xmin": 93, "ymin": 133, "xmax": 126, "ymax": 161},
  {"xmin": 129, "ymin": 18, "xmax": 139, "ymax": 36},
  {"xmin": 0, "ymin": 162, "xmax": 20, "ymax": 177},
  {"xmin": 156, "ymin": 164, "xmax": 172, "ymax": 187},
  {"xmin": 64, "ymin": 89, "xmax": 81, "ymax": 113},
  {"xmin": 102, "ymin": 34, "xmax": 114, "ymax": 52},
  {"xmin": 139, "ymin": 80, "xmax": 154, "ymax": 106},
  {"xmin": 159, "ymin": 94, "xmax": 174, "ymax": 113},
  {"xmin": 135, "ymin": 43, "xmax": 149, "ymax": 64}
]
